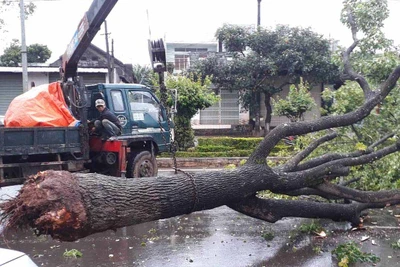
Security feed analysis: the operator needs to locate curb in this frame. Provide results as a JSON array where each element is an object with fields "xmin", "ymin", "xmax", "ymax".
[{"xmin": 157, "ymin": 157, "xmax": 288, "ymax": 168}]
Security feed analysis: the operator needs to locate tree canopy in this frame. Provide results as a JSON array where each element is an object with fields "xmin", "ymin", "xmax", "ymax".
[
  {"xmin": 193, "ymin": 24, "xmax": 339, "ymax": 133},
  {"xmin": 0, "ymin": 40, "xmax": 51, "ymax": 66}
]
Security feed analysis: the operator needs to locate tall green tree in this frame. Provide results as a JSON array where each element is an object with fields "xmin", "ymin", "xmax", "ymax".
[
  {"xmin": 193, "ymin": 24, "xmax": 339, "ymax": 135},
  {"xmin": 0, "ymin": 40, "xmax": 51, "ymax": 66}
]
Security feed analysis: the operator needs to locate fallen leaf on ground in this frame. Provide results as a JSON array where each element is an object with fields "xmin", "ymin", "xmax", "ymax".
[
  {"xmin": 361, "ymin": 236, "xmax": 370, "ymax": 242},
  {"xmin": 314, "ymin": 231, "xmax": 327, "ymax": 238}
]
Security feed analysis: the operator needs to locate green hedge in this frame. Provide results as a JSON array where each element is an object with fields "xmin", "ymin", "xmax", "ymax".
[
  {"xmin": 197, "ymin": 137, "xmax": 263, "ymax": 150},
  {"xmin": 158, "ymin": 136, "xmax": 293, "ymax": 158},
  {"xmin": 160, "ymin": 150, "xmax": 254, "ymax": 158},
  {"xmin": 195, "ymin": 145, "xmax": 235, "ymax": 152}
]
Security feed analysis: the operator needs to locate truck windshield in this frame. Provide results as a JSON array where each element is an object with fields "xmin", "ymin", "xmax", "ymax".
[{"xmin": 128, "ymin": 91, "xmax": 165, "ymax": 122}]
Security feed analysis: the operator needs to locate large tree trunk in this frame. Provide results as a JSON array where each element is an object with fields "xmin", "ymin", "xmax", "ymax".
[{"xmin": 1, "ymin": 167, "xmax": 275, "ymax": 241}]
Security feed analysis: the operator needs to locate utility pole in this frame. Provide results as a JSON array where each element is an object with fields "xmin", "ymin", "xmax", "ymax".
[
  {"xmin": 103, "ymin": 20, "xmax": 113, "ymax": 83},
  {"xmin": 253, "ymin": 0, "xmax": 262, "ymax": 135},
  {"xmin": 19, "ymin": 0, "xmax": 28, "ymax": 92},
  {"xmin": 111, "ymin": 39, "xmax": 115, "ymax": 83},
  {"xmin": 257, "ymin": 0, "xmax": 261, "ymax": 27}
]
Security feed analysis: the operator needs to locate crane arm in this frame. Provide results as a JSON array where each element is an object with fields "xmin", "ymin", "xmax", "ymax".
[{"xmin": 61, "ymin": 0, "xmax": 118, "ymax": 82}]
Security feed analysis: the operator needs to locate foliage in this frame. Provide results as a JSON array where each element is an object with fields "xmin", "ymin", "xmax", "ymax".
[
  {"xmin": 273, "ymin": 79, "xmax": 316, "ymax": 122},
  {"xmin": 63, "ymin": 249, "xmax": 83, "ymax": 258},
  {"xmin": 321, "ymin": 82, "xmax": 364, "ymax": 115},
  {"xmin": 165, "ymin": 75, "xmax": 218, "ymax": 150},
  {"xmin": 261, "ymin": 232, "xmax": 274, "ymax": 241},
  {"xmin": 302, "ymin": 0, "xmax": 400, "ymax": 191},
  {"xmin": 197, "ymin": 137, "xmax": 263, "ymax": 150},
  {"xmin": 0, "ymin": 39, "xmax": 20, "ymax": 66},
  {"xmin": 27, "ymin": 43, "xmax": 51, "ymax": 63},
  {"xmin": 173, "ymin": 115, "xmax": 195, "ymax": 150},
  {"xmin": 332, "ymin": 242, "xmax": 380, "ymax": 267},
  {"xmin": 257, "ymin": 190, "xmax": 297, "ymax": 200},
  {"xmin": 391, "ymin": 239, "xmax": 400, "ymax": 249},
  {"xmin": 132, "ymin": 64, "xmax": 156, "ymax": 88},
  {"xmin": 341, "ymin": 0, "xmax": 392, "ymax": 54},
  {"xmin": 298, "ymin": 220, "xmax": 323, "ymax": 234},
  {"xmin": 0, "ymin": 40, "xmax": 51, "ymax": 66}
]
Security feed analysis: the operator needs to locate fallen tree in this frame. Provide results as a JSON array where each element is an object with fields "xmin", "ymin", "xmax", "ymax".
[{"xmin": 2, "ymin": 0, "xmax": 400, "ymax": 242}]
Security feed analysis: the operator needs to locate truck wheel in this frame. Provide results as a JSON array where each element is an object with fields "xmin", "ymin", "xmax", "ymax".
[{"xmin": 126, "ymin": 151, "xmax": 158, "ymax": 178}]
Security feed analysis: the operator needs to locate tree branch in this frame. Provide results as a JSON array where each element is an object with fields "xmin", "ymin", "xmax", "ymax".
[
  {"xmin": 287, "ymin": 141, "xmax": 400, "ymax": 182},
  {"xmin": 294, "ymin": 132, "xmax": 395, "ymax": 171},
  {"xmin": 280, "ymin": 131, "xmax": 337, "ymax": 172}
]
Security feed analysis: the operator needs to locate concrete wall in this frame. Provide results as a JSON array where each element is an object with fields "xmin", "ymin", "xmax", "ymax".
[{"xmin": 28, "ymin": 72, "xmax": 50, "ymax": 89}]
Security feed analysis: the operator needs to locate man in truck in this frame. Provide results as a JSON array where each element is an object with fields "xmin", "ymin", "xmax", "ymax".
[{"xmin": 93, "ymin": 99, "xmax": 122, "ymax": 141}]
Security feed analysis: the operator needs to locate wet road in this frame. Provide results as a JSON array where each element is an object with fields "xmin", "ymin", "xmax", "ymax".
[{"xmin": 1, "ymin": 184, "xmax": 400, "ymax": 267}]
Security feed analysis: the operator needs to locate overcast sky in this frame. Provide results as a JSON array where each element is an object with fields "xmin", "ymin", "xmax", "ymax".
[{"xmin": 1, "ymin": 0, "xmax": 400, "ymax": 66}]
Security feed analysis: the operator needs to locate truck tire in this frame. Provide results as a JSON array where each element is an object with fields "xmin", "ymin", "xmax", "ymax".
[{"xmin": 126, "ymin": 151, "xmax": 158, "ymax": 178}]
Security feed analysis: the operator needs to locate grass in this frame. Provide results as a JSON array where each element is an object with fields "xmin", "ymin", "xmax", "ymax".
[
  {"xmin": 332, "ymin": 241, "xmax": 380, "ymax": 267},
  {"xmin": 63, "ymin": 249, "xmax": 83, "ymax": 258}
]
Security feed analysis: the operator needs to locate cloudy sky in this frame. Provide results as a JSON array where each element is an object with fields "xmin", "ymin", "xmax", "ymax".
[{"xmin": 1, "ymin": 0, "xmax": 400, "ymax": 66}]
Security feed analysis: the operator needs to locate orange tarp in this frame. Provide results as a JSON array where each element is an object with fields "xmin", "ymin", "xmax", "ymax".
[{"xmin": 4, "ymin": 82, "xmax": 78, "ymax": 127}]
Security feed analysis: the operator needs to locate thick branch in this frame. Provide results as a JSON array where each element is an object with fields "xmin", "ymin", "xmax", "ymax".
[
  {"xmin": 316, "ymin": 181, "xmax": 400, "ymax": 203},
  {"xmin": 229, "ymin": 196, "xmax": 392, "ymax": 226},
  {"xmin": 341, "ymin": 7, "xmax": 372, "ymax": 97}
]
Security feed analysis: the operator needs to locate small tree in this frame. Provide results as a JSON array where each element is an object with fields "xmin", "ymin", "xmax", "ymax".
[
  {"xmin": 165, "ymin": 75, "xmax": 218, "ymax": 150},
  {"xmin": 131, "ymin": 64, "xmax": 155, "ymax": 88},
  {"xmin": 0, "ymin": 40, "xmax": 51, "ymax": 66},
  {"xmin": 273, "ymin": 79, "xmax": 316, "ymax": 122}
]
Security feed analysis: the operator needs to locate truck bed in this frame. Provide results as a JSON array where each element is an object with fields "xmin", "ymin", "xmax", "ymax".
[
  {"xmin": 0, "ymin": 126, "xmax": 87, "ymax": 186},
  {"xmin": 0, "ymin": 127, "xmax": 82, "ymax": 156}
]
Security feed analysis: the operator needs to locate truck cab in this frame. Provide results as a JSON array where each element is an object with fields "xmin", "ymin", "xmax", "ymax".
[{"xmin": 85, "ymin": 83, "xmax": 172, "ymax": 178}]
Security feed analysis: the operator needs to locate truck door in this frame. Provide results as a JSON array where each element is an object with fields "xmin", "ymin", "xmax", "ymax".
[
  {"xmin": 108, "ymin": 90, "xmax": 129, "ymax": 132},
  {"xmin": 126, "ymin": 90, "xmax": 170, "ymax": 151}
]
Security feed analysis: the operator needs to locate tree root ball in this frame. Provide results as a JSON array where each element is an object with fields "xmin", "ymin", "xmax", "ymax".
[{"xmin": 0, "ymin": 170, "xmax": 88, "ymax": 241}]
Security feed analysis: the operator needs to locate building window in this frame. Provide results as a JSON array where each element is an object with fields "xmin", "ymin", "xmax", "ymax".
[{"xmin": 175, "ymin": 55, "xmax": 190, "ymax": 71}]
